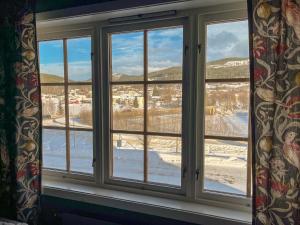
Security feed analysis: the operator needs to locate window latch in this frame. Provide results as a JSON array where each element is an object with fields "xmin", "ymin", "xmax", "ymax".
[
  {"xmin": 184, "ymin": 45, "xmax": 189, "ymax": 56},
  {"xmin": 182, "ymin": 167, "xmax": 187, "ymax": 178},
  {"xmin": 197, "ymin": 44, "xmax": 202, "ymax": 54},
  {"xmin": 92, "ymin": 158, "xmax": 96, "ymax": 168},
  {"xmin": 195, "ymin": 169, "xmax": 200, "ymax": 180}
]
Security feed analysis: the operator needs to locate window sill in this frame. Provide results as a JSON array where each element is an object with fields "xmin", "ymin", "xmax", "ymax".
[{"xmin": 42, "ymin": 180, "xmax": 251, "ymax": 225}]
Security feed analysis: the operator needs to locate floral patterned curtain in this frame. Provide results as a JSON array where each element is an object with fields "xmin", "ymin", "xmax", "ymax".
[
  {"xmin": 248, "ymin": 0, "xmax": 300, "ymax": 224},
  {"xmin": 0, "ymin": 1, "xmax": 41, "ymax": 225}
]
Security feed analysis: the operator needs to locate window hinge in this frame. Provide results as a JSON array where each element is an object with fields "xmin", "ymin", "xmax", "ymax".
[
  {"xmin": 91, "ymin": 52, "xmax": 94, "ymax": 60},
  {"xmin": 195, "ymin": 169, "xmax": 200, "ymax": 180},
  {"xmin": 184, "ymin": 45, "xmax": 189, "ymax": 56},
  {"xmin": 197, "ymin": 44, "xmax": 202, "ymax": 54}
]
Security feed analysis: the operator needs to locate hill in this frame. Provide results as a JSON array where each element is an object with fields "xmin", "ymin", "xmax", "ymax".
[
  {"xmin": 41, "ymin": 57, "xmax": 250, "ymax": 83},
  {"xmin": 206, "ymin": 57, "xmax": 248, "ymax": 66},
  {"xmin": 40, "ymin": 73, "xmax": 64, "ymax": 83},
  {"xmin": 206, "ymin": 57, "xmax": 249, "ymax": 79}
]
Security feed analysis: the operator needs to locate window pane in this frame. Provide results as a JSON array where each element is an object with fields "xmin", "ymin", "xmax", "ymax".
[
  {"xmin": 112, "ymin": 133, "xmax": 144, "ymax": 181},
  {"xmin": 112, "ymin": 85, "xmax": 144, "ymax": 131},
  {"xmin": 205, "ymin": 82, "xmax": 249, "ymax": 137},
  {"xmin": 148, "ymin": 27, "xmax": 183, "ymax": 81},
  {"xmin": 206, "ymin": 20, "xmax": 249, "ymax": 79},
  {"xmin": 148, "ymin": 136, "xmax": 181, "ymax": 186},
  {"xmin": 147, "ymin": 84, "xmax": 182, "ymax": 133},
  {"xmin": 68, "ymin": 85, "xmax": 93, "ymax": 129},
  {"xmin": 204, "ymin": 139, "xmax": 248, "ymax": 195},
  {"xmin": 70, "ymin": 130, "xmax": 93, "ymax": 174},
  {"xmin": 41, "ymin": 86, "xmax": 65, "ymax": 127},
  {"xmin": 43, "ymin": 129, "xmax": 66, "ymax": 170},
  {"xmin": 67, "ymin": 37, "xmax": 92, "ymax": 82},
  {"xmin": 111, "ymin": 32, "xmax": 144, "ymax": 82},
  {"xmin": 39, "ymin": 40, "xmax": 64, "ymax": 83}
]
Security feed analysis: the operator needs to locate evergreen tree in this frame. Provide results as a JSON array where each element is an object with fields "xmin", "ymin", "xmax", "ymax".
[
  {"xmin": 152, "ymin": 85, "xmax": 160, "ymax": 96},
  {"xmin": 57, "ymin": 99, "xmax": 64, "ymax": 115},
  {"xmin": 133, "ymin": 96, "xmax": 139, "ymax": 108}
]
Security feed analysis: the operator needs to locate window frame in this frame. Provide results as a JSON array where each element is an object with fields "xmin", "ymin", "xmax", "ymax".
[
  {"xmin": 101, "ymin": 18, "xmax": 190, "ymax": 195},
  {"xmin": 39, "ymin": 29, "xmax": 97, "ymax": 182},
  {"xmin": 38, "ymin": 4, "xmax": 252, "ymax": 212},
  {"xmin": 195, "ymin": 11, "xmax": 252, "ymax": 207}
]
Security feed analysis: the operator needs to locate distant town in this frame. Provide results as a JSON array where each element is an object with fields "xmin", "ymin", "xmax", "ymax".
[{"xmin": 42, "ymin": 57, "xmax": 250, "ymax": 194}]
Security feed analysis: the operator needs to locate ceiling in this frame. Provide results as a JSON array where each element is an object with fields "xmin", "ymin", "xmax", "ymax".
[
  {"xmin": 36, "ymin": 0, "xmax": 246, "ymax": 27},
  {"xmin": 36, "ymin": 0, "xmax": 245, "ymax": 13},
  {"xmin": 36, "ymin": 0, "xmax": 117, "ymax": 12}
]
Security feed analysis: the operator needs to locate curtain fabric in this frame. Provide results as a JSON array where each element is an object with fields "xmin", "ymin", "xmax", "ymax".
[
  {"xmin": 0, "ymin": 1, "xmax": 41, "ymax": 225},
  {"xmin": 249, "ymin": 0, "xmax": 300, "ymax": 224}
]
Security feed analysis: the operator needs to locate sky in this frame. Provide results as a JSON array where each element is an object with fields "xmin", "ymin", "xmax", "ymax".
[{"xmin": 39, "ymin": 20, "xmax": 249, "ymax": 80}]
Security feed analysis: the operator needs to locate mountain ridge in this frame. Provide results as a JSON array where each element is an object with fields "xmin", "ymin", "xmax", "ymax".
[{"xmin": 41, "ymin": 57, "xmax": 250, "ymax": 83}]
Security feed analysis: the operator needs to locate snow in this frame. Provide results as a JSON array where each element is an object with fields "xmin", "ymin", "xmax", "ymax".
[{"xmin": 43, "ymin": 111, "xmax": 248, "ymax": 195}]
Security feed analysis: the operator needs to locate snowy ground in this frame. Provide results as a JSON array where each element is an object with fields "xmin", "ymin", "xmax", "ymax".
[{"xmin": 43, "ymin": 128, "xmax": 247, "ymax": 195}]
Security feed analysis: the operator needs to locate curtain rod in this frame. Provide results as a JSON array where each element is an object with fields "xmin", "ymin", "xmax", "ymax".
[{"xmin": 108, "ymin": 10, "xmax": 177, "ymax": 23}]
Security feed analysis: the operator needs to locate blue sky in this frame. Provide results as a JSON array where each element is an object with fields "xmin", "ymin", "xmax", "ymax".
[
  {"xmin": 39, "ymin": 37, "xmax": 91, "ymax": 81},
  {"xmin": 39, "ymin": 20, "xmax": 249, "ymax": 80}
]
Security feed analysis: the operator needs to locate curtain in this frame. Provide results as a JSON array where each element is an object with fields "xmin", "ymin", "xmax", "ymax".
[
  {"xmin": 249, "ymin": 0, "xmax": 300, "ymax": 225},
  {"xmin": 0, "ymin": 1, "xmax": 41, "ymax": 225}
]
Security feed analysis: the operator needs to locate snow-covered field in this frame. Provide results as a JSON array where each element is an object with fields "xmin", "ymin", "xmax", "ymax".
[{"xmin": 43, "ymin": 111, "xmax": 248, "ymax": 195}]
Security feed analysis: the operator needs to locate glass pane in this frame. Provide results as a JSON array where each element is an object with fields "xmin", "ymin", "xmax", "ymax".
[
  {"xmin": 206, "ymin": 20, "xmax": 249, "ymax": 79},
  {"xmin": 68, "ymin": 85, "xmax": 93, "ymax": 129},
  {"xmin": 112, "ymin": 133, "xmax": 144, "ymax": 181},
  {"xmin": 39, "ymin": 40, "xmax": 64, "ymax": 83},
  {"xmin": 67, "ymin": 37, "xmax": 92, "ymax": 82},
  {"xmin": 148, "ymin": 136, "xmax": 181, "ymax": 186},
  {"xmin": 205, "ymin": 82, "xmax": 249, "ymax": 137},
  {"xmin": 112, "ymin": 85, "xmax": 144, "ymax": 131},
  {"xmin": 41, "ymin": 86, "xmax": 65, "ymax": 127},
  {"xmin": 148, "ymin": 27, "xmax": 183, "ymax": 80},
  {"xmin": 43, "ymin": 129, "xmax": 66, "ymax": 170},
  {"xmin": 204, "ymin": 139, "xmax": 248, "ymax": 195},
  {"xmin": 147, "ymin": 84, "xmax": 182, "ymax": 133},
  {"xmin": 70, "ymin": 130, "xmax": 93, "ymax": 174},
  {"xmin": 111, "ymin": 32, "xmax": 144, "ymax": 82}
]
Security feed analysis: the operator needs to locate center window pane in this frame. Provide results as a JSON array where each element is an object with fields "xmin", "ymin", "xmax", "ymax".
[
  {"xmin": 112, "ymin": 133, "xmax": 144, "ymax": 181},
  {"xmin": 148, "ymin": 136, "xmax": 181, "ymax": 186},
  {"xmin": 147, "ymin": 84, "xmax": 182, "ymax": 134},
  {"xmin": 109, "ymin": 26, "xmax": 184, "ymax": 188},
  {"xmin": 148, "ymin": 27, "xmax": 183, "ymax": 80},
  {"xmin": 111, "ymin": 32, "xmax": 144, "ymax": 82},
  {"xmin": 112, "ymin": 84, "xmax": 144, "ymax": 131}
]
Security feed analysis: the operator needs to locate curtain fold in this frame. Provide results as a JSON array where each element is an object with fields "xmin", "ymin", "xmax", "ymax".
[
  {"xmin": 249, "ymin": 0, "xmax": 300, "ymax": 224},
  {"xmin": 0, "ymin": 1, "xmax": 41, "ymax": 225}
]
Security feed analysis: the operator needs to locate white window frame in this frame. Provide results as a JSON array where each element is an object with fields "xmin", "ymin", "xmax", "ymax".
[
  {"xmin": 38, "ymin": 1, "xmax": 252, "ymax": 219},
  {"xmin": 39, "ymin": 28, "xmax": 97, "ymax": 183},
  {"xmin": 101, "ymin": 18, "xmax": 190, "ymax": 195},
  {"xmin": 195, "ymin": 11, "xmax": 252, "ymax": 208}
]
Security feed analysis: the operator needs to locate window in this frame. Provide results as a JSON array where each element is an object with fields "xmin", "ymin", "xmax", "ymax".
[
  {"xmin": 39, "ymin": 7, "xmax": 251, "ymax": 211},
  {"xmin": 103, "ymin": 22, "xmax": 185, "ymax": 190},
  {"xmin": 39, "ymin": 37, "xmax": 94, "ymax": 175},
  {"xmin": 202, "ymin": 20, "xmax": 251, "ymax": 197}
]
